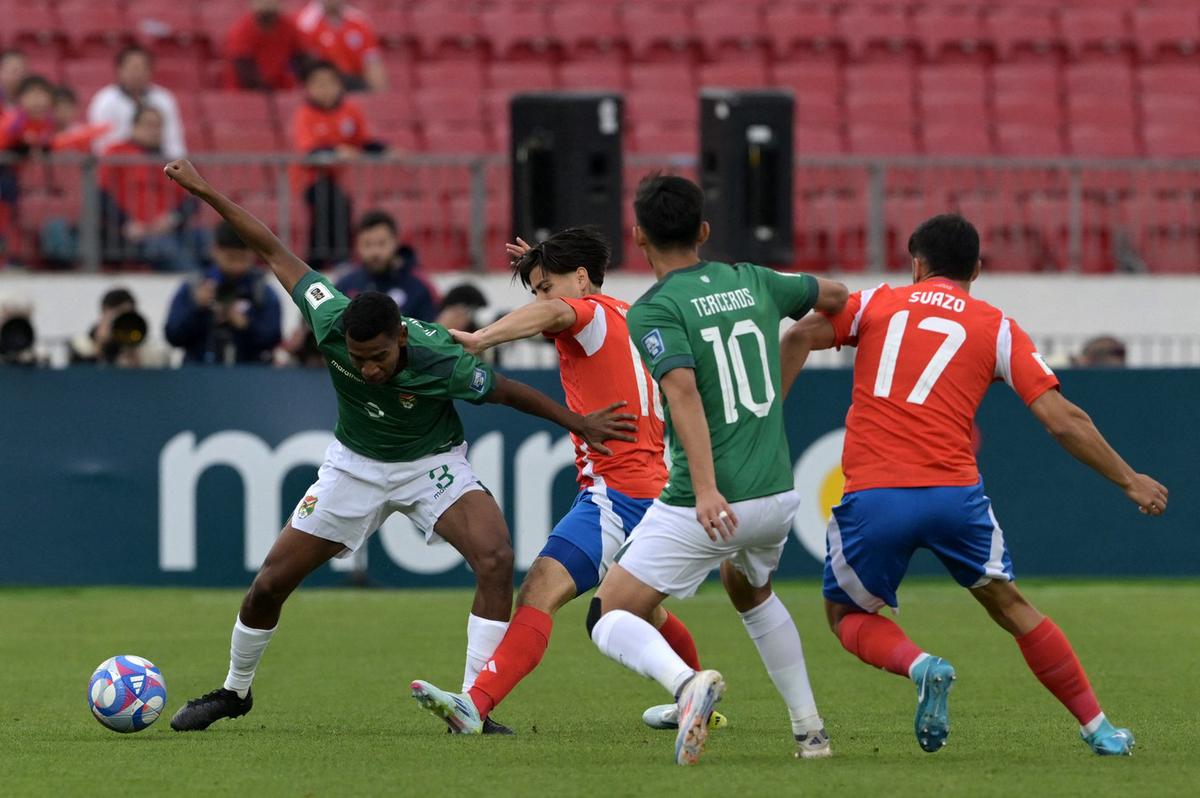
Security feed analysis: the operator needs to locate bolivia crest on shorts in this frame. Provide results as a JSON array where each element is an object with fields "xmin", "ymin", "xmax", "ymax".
[{"xmin": 297, "ymin": 495, "xmax": 318, "ymax": 519}]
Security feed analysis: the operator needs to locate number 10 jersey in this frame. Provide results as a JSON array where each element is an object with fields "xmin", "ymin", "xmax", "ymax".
[{"xmin": 627, "ymin": 261, "xmax": 819, "ymax": 507}]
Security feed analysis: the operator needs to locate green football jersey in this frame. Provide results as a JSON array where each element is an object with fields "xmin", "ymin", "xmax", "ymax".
[
  {"xmin": 627, "ymin": 261, "xmax": 818, "ymax": 506},
  {"xmin": 291, "ymin": 272, "xmax": 495, "ymax": 462}
]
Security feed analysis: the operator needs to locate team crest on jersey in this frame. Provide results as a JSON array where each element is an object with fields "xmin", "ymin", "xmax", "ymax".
[
  {"xmin": 297, "ymin": 495, "xmax": 318, "ymax": 519},
  {"xmin": 641, "ymin": 329, "xmax": 666, "ymax": 362},
  {"xmin": 306, "ymin": 284, "xmax": 333, "ymax": 309},
  {"xmin": 398, "ymin": 392, "xmax": 416, "ymax": 409},
  {"xmin": 470, "ymin": 368, "xmax": 488, "ymax": 393}
]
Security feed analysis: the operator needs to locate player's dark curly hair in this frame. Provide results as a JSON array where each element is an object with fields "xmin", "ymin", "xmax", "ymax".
[
  {"xmin": 513, "ymin": 226, "xmax": 610, "ymax": 289},
  {"xmin": 633, "ymin": 172, "xmax": 704, "ymax": 251},
  {"xmin": 908, "ymin": 214, "xmax": 981, "ymax": 281},
  {"xmin": 343, "ymin": 291, "xmax": 402, "ymax": 341}
]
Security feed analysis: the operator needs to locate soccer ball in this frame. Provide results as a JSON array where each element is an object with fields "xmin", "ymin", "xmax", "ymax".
[{"xmin": 87, "ymin": 655, "xmax": 167, "ymax": 733}]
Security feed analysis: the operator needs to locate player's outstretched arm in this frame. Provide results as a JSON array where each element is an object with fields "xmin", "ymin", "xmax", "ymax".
[
  {"xmin": 163, "ymin": 159, "xmax": 311, "ymax": 294},
  {"xmin": 658, "ymin": 368, "xmax": 739, "ymax": 541},
  {"xmin": 780, "ymin": 313, "xmax": 837, "ymax": 399},
  {"xmin": 486, "ymin": 373, "xmax": 637, "ymax": 456},
  {"xmin": 1028, "ymin": 389, "xmax": 1168, "ymax": 516},
  {"xmin": 811, "ymin": 277, "xmax": 850, "ymax": 314},
  {"xmin": 450, "ymin": 300, "xmax": 576, "ymax": 356}
]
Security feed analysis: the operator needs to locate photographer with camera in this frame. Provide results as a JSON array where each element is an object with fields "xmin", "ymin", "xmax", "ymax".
[
  {"xmin": 165, "ymin": 221, "xmax": 282, "ymax": 365},
  {"xmin": 70, "ymin": 287, "xmax": 167, "ymax": 368},
  {"xmin": 0, "ymin": 292, "xmax": 38, "ymax": 366}
]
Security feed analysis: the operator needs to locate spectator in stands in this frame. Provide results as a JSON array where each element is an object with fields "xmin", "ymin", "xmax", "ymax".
[
  {"xmin": 1072, "ymin": 335, "xmax": 1127, "ymax": 368},
  {"xmin": 0, "ymin": 49, "xmax": 27, "ymax": 111},
  {"xmin": 293, "ymin": 60, "xmax": 381, "ymax": 268},
  {"xmin": 51, "ymin": 86, "xmax": 110, "ymax": 152},
  {"xmin": 98, "ymin": 105, "xmax": 201, "ymax": 271},
  {"xmin": 165, "ymin": 221, "xmax": 282, "ymax": 365},
  {"xmin": 69, "ymin": 287, "xmax": 168, "ymax": 367},
  {"xmin": 224, "ymin": 0, "xmax": 309, "ymax": 91},
  {"xmin": 295, "ymin": 0, "xmax": 386, "ymax": 93},
  {"xmin": 88, "ymin": 45, "xmax": 186, "ymax": 159},
  {"xmin": 0, "ymin": 75, "xmax": 56, "ymax": 259},
  {"xmin": 334, "ymin": 210, "xmax": 439, "ymax": 321},
  {"xmin": 436, "ymin": 283, "xmax": 489, "ymax": 332}
]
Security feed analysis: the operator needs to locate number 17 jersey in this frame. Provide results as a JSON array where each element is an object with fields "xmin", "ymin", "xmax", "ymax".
[
  {"xmin": 825, "ymin": 278, "xmax": 1060, "ymax": 492},
  {"xmin": 628, "ymin": 261, "xmax": 819, "ymax": 507}
]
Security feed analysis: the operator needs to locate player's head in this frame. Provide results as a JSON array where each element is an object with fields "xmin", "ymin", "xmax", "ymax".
[
  {"xmin": 342, "ymin": 291, "xmax": 407, "ymax": 384},
  {"xmin": 130, "ymin": 105, "xmax": 164, "ymax": 150},
  {"xmin": 115, "ymin": 46, "xmax": 153, "ymax": 94},
  {"xmin": 15, "ymin": 75, "xmax": 54, "ymax": 118},
  {"xmin": 907, "ymin": 214, "xmax": 981, "ymax": 285},
  {"xmin": 52, "ymin": 85, "xmax": 77, "ymax": 128},
  {"xmin": 514, "ymin": 226, "xmax": 610, "ymax": 301},
  {"xmin": 211, "ymin": 221, "xmax": 256, "ymax": 278},
  {"xmin": 0, "ymin": 49, "xmax": 27, "ymax": 95},
  {"xmin": 100, "ymin": 287, "xmax": 136, "ymax": 314},
  {"xmin": 355, "ymin": 210, "xmax": 400, "ymax": 273},
  {"xmin": 303, "ymin": 60, "xmax": 343, "ymax": 108},
  {"xmin": 633, "ymin": 173, "xmax": 710, "ymax": 257}
]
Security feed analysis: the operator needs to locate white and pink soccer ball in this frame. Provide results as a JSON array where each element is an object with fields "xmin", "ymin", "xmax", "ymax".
[{"xmin": 87, "ymin": 655, "xmax": 167, "ymax": 733}]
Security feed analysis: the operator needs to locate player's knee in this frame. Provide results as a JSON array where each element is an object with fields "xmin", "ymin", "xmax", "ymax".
[
  {"xmin": 470, "ymin": 540, "xmax": 514, "ymax": 583},
  {"xmin": 585, "ymin": 596, "xmax": 602, "ymax": 639},
  {"xmin": 245, "ymin": 571, "xmax": 292, "ymax": 611}
]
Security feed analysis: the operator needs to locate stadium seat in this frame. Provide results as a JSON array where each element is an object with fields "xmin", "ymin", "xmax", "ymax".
[
  {"xmin": 792, "ymin": 94, "xmax": 842, "ymax": 128},
  {"xmin": 628, "ymin": 126, "xmax": 697, "ymax": 155},
  {"xmin": 373, "ymin": 6, "xmax": 413, "ymax": 50},
  {"xmin": 1132, "ymin": 6, "xmax": 1200, "ymax": 60},
  {"xmin": 794, "ymin": 125, "xmax": 843, "ymax": 156},
  {"xmin": 1069, "ymin": 125, "xmax": 1140, "ymax": 158},
  {"xmin": 414, "ymin": 89, "xmax": 485, "ymax": 128},
  {"xmin": 848, "ymin": 125, "xmax": 918, "ymax": 156},
  {"xmin": 692, "ymin": 1, "xmax": 765, "ymax": 59},
  {"xmin": 58, "ymin": 1, "xmax": 130, "ymax": 51},
  {"xmin": 995, "ymin": 123, "xmax": 1065, "ymax": 157},
  {"xmin": 912, "ymin": 7, "xmax": 986, "ymax": 60},
  {"xmin": 199, "ymin": 92, "xmax": 273, "ymax": 125},
  {"xmin": 918, "ymin": 63, "xmax": 988, "ymax": 103},
  {"xmin": 838, "ymin": 5, "xmax": 915, "ymax": 60},
  {"xmin": 846, "ymin": 62, "xmax": 915, "ymax": 102},
  {"xmin": 1138, "ymin": 64, "xmax": 1200, "ymax": 99},
  {"xmin": 621, "ymin": 6, "xmax": 695, "ymax": 60},
  {"xmin": 416, "ymin": 59, "xmax": 486, "ymax": 91},
  {"xmin": 697, "ymin": 59, "xmax": 769, "ymax": 90},
  {"xmin": 422, "ymin": 124, "xmax": 491, "ymax": 154},
  {"xmin": 3, "ymin": 1, "xmax": 61, "ymax": 47},
  {"xmin": 626, "ymin": 89, "xmax": 695, "ymax": 129},
  {"xmin": 407, "ymin": 5, "xmax": 483, "ymax": 58},
  {"xmin": 559, "ymin": 60, "xmax": 626, "ymax": 90},
  {"xmin": 984, "ymin": 7, "xmax": 1060, "ymax": 60},
  {"xmin": 955, "ymin": 194, "xmax": 1041, "ymax": 272},
  {"xmin": 22, "ymin": 50, "xmax": 63, "ymax": 83},
  {"xmin": 153, "ymin": 54, "xmax": 205, "ymax": 93},
  {"xmin": 548, "ymin": 3, "xmax": 623, "ymax": 58},
  {"xmin": 479, "ymin": 4, "xmax": 553, "ymax": 59},
  {"xmin": 628, "ymin": 62, "xmax": 696, "ymax": 92},
  {"xmin": 128, "ymin": 3, "xmax": 200, "ymax": 50},
  {"xmin": 922, "ymin": 122, "xmax": 993, "ymax": 156},
  {"xmin": 61, "ymin": 59, "xmax": 112, "ymax": 101},
  {"xmin": 770, "ymin": 59, "xmax": 841, "ymax": 99},
  {"xmin": 209, "ymin": 126, "xmax": 283, "ymax": 153},
  {"xmin": 1143, "ymin": 124, "xmax": 1200, "ymax": 158},
  {"xmin": 1059, "ymin": 7, "xmax": 1131, "ymax": 59},
  {"xmin": 487, "ymin": 62, "xmax": 556, "ymax": 92},
  {"xmin": 992, "ymin": 62, "xmax": 1061, "ymax": 99},
  {"xmin": 803, "ymin": 192, "xmax": 868, "ymax": 271},
  {"xmin": 763, "ymin": 5, "xmax": 838, "ymax": 58}
]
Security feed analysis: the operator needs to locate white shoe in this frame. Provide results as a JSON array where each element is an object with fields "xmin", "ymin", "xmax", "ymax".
[
  {"xmin": 643, "ymin": 703, "xmax": 728, "ymax": 730},
  {"xmin": 795, "ymin": 727, "xmax": 832, "ymax": 759},
  {"xmin": 674, "ymin": 670, "xmax": 725, "ymax": 766},
  {"xmin": 409, "ymin": 679, "xmax": 482, "ymax": 735}
]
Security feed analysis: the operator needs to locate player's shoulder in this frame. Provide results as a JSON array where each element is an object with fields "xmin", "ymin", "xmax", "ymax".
[{"xmin": 587, "ymin": 292, "xmax": 631, "ymax": 315}]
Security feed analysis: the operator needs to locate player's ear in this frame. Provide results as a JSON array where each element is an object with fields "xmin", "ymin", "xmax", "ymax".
[
  {"xmin": 696, "ymin": 221, "xmax": 711, "ymax": 247},
  {"xmin": 971, "ymin": 259, "xmax": 982, "ymax": 282},
  {"xmin": 633, "ymin": 224, "xmax": 647, "ymax": 249},
  {"xmin": 395, "ymin": 320, "xmax": 408, "ymax": 344}
]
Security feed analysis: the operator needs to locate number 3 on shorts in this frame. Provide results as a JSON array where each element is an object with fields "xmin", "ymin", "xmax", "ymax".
[{"xmin": 428, "ymin": 464, "xmax": 455, "ymax": 491}]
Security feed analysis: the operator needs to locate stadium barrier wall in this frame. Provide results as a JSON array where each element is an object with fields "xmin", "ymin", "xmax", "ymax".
[{"xmin": 1, "ymin": 368, "xmax": 1195, "ymax": 587}]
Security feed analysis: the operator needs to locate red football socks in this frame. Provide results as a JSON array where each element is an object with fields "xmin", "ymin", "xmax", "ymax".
[
  {"xmin": 1016, "ymin": 617, "xmax": 1102, "ymax": 726},
  {"xmin": 838, "ymin": 612, "xmax": 925, "ymax": 677},
  {"xmin": 468, "ymin": 605, "xmax": 553, "ymax": 720},
  {"xmin": 657, "ymin": 611, "xmax": 701, "ymax": 670}
]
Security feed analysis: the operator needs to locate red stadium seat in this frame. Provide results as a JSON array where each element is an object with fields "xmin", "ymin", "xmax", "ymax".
[
  {"xmin": 692, "ymin": 1, "xmax": 765, "ymax": 59},
  {"xmin": 1138, "ymin": 64, "xmax": 1200, "ymax": 100},
  {"xmin": 58, "ymin": 1, "xmax": 130, "ymax": 50},
  {"xmin": 479, "ymin": 5, "xmax": 553, "ymax": 59},
  {"xmin": 918, "ymin": 63, "xmax": 988, "ymax": 104},
  {"xmin": 407, "ymin": 5, "xmax": 483, "ymax": 58},
  {"xmin": 984, "ymin": 7, "xmax": 1059, "ymax": 60},
  {"xmin": 1069, "ymin": 94, "xmax": 1135, "ymax": 128},
  {"xmin": 994, "ymin": 123, "xmax": 1064, "ymax": 157},
  {"xmin": 62, "ymin": 59, "xmax": 112, "ymax": 101},
  {"xmin": 373, "ymin": 6, "xmax": 413, "ymax": 50},
  {"xmin": 1059, "ymin": 7, "xmax": 1130, "ymax": 59},
  {"xmin": 992, "ymin": 62, "xmax": 1061, "ymax": 99},
  {"xmin": 848, "ymin": 125, "xmax": 918, "ymax": 156},
  {"xmin": 209, "ymin": 126, "xmax": 283, "ymax": 153},
  {"xmin": 628, "ymin": 62, "xmax": 696, "ymax": 92},
  {"xmin": 22, "ymin": 50, "xmax": 63, "ymax": 83},
  {"xmin": 128, "ymin": 3, "xmax": 200, "ymax": 49},
  {"xmin": 953, "ymin": 194, "xmax": 1042, "ymax": 273},
  {"xmin": 559, "ymin": 60, "xmax": 626, "ymax": 90},
  {"xmin": 803, "ymin": 193, "xmax": 868, "ymax": 271},
  {"xmin": 416, "ymin": 59, "xmax": 486, "ymax": 91},
  {"xmin": 422, "ymin": 124, "xmax": 491, "ymax": 154},
  {"xmin": 697, "ymin": 59, "xmax": 768, "ymax": 90},
  {"xmin": 912, "ymin": 7, "xmax": 986, "ymax": 60},
  {"xmin": 846, "ymin": 62, "xmax": 915, "ymax": 102},
  {"xmin": 847, "ymin": 95, "xmax": 915, "ymax": 126},
  {"xmin": 1141, "ymin": 93, "xmax": 1197, "ymax": 128},
  {"xmin": 1143, "ymin": 124, "xmax": 1200, "ymax": 158},
  {"xmin": 153, "ymin": 54, "xmax": 205, "ymax": 93},
  {"xmin": 199, "ymin": 92, "xmax": 273, "ymax": 125},
  {"xmin": 794, "ymin": 125, "xmax": 843, "ymax": 156},
  {"xmin": 922, "ymin": 122, "xmax": 993, "ymax": 156},
  {"xmin": 3, "ymin": 1, "xmax": 61, "ymax": 46},
  {"xmin": 792, "ymin": 94, "xmax": 841, "ymax": 128},
  {"xmin": 763, "ymin": 5, "xmax": 838, "ymax": 58},
  {"xmin": 1066, "ymin": 61, "xmax": 1134, "ymax": 99},
  {"xmin": 837, "ymin": 5, "xmax": 914, "ymax": 60},
  {"xmin": 414, "ymin": 89, "xmax": 485, "ymax": 127},
  {"xmin": 621, "ymin": 6, "xmax": 695, "ymax": 59},
  {"xmin": 628, "ymin": 126, "xmax": 696, "ymax": 155},
  {"xmin": 1132, "ymin": 7, "xmax": 1200, "ymax": 59},
  {"xmin": 626, "ymin": 90, "xmax": 695, "ymax": 128},
  {"xmin": 770, "ymin": 59, "xmax": 841, "ymax": 99},
  {"xmin": 548, "ymin": 3, "xmax": 623, "ymax": 58},
  {"xmin": 1069, "ymin": 125, "xmax": 1140, "ymax": 158},
  {"xmin": 487, "ymin": 62, "xmax": 556, "ymax": 92}
]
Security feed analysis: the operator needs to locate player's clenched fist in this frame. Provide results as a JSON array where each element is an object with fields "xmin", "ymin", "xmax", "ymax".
[
  {"xmin": 163, "ymin": 159, "xmax": 209, "ymax": 195},
  {"xmin": 1123, "ymin": 473, "xmax": 1168, "ymax": 516}
]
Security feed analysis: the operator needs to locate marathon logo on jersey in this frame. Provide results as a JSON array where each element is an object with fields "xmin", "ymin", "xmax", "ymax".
[
  {"xmin": 470, "ymin": 368, "xmax": 488, "ymax": 393},
  {"xmin": 297, "ymin": 495, "xmax": 318, "ymax": 519},
  {"xmin": 641, "ymin": 329, "xmax": 666, "ymax": 362},
  {"xmin": 689, "ymin": 288, "xmax": 756, "ymax": 317},
  {"xmin": 306, "ymin": 283, "xmax": 334, "ymax": 310}
]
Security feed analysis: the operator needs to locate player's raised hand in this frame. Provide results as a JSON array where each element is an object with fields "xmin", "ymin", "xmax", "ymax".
[
  {"xmin": 449, "ymin": 328, "xmax": 486, "ymax": 356},
  {"xmin": 163, "ymin": 159, "xmax": 209, "ymax": 195},
  {"xmin": 505, "ymin": 237, "xmax": 533, "ymax": 263},
  {"xmin": 695, "ymin": 488, "xmax": 738, "ymax": 542},
  {"xmin": 1123, "ymin": 473, "xmax": 1168, "ymax": 516},
  {"xmin": 576, "ymin": 400, "xmax": 637, "ymax": 456}
]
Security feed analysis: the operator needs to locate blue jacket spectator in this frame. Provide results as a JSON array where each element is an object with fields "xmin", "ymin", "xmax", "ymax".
[
  {"xmin": 165, "ymin": 222, "xmax": 282, "ymax": 364},
  {"xmin": 334, "ymin": 209, "xmax": 439, "ymax": 322}
]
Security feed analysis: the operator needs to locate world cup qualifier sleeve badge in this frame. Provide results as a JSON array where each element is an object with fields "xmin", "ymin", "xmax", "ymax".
[{"xmin": 297, "ymin": 495, "xmax": 318, "ymax": 519}]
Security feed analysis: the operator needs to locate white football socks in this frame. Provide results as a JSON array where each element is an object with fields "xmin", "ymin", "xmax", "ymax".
[
  {"xmin": 591, "ymin": 609, "xmax": 694, "ymax": 696},
  {"xmin": 462, "ymin": 613, "xmax": 510, "ymax": 692},
  {"xmin": 740, "ymin": 593, "xmax": 823, "ymax": 736},
  {"xmin": 223, "ymin": 618, "xmax": 276, "ymax": 698}
]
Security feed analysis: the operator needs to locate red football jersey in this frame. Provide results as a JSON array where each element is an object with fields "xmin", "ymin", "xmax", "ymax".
[
  {"xmin": 295, "ymin": 2, "xmax": 381, "ymax": 79},
  {"xmin": 824, "ymin": 278, "xmax": 1060, "ymax": 491},
  {"xmin": 223, "ymin": 12, "xmax": 306, "ymax": 90},
  {"xmin": 545, "ymin": 294, "xmax": 667, "ymax": 499}
]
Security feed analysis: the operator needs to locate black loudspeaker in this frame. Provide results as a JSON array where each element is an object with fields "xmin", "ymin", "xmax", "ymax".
[
  {"xmin": 699, "ymin": 89, "xmax": 794, "ymax": 266},
  {"xmin": 511, "ymin": 92, "xmax": 624, "ymax": 266}
]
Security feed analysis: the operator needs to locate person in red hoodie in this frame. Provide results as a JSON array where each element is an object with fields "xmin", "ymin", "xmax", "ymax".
[
  {"xmin": 98, "ymin": 105, "xmax": 201, "ymax": 271},
  {"xmin": 224, "ymin": 0, "xmax": 310, "ymax": 91},
  {"xmin": 291, "ymin": 60, "xmax": 381, "ymax": 268}
]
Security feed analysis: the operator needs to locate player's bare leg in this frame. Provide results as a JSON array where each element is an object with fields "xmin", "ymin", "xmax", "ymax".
[
  {"xmin": 719, "ymin": 562, "xmax": 829, "ymax": 758},
  {"xmin": 827, "ymin": 599, "xmax": 956, "ymax": 753},
  {"xmin": 970, "ymin": 579, "xmax": 1133, "ymax": 755},
  {"xmin": 170, "ymin": 524, "xmax": 345, "ymax": 731}
]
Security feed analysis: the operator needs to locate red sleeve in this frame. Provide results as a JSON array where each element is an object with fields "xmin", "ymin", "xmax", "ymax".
[
  {"xmin": 544, "ymin": 297, "xmax": 595, "ymax": 339},
  {"xmin": 293, "ymin": 105, "xmax": 318, "ymax": 151},
  {"xmin": 360, "ymin": 22, "xmax": 381, "ymax": 59},
  {"xmin": 347, "ymin": 102, "xmax": 369, "ymax": 145},
  {"xmin": 224, "ymin": 16, "xmax": 256, "ymax": 58},
  {"xmin": 821, "ymin": 290, "xmax": 863, "ymax": 348},
  {"xmin": 1002, "ymin": 318, "xmax": 1060, "ymax": 405}
]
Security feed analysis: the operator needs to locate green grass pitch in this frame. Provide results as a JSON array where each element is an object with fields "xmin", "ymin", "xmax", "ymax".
[{"xmin": 3, "ymin": 580, "xmax": 1197, "ymax": 797}]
